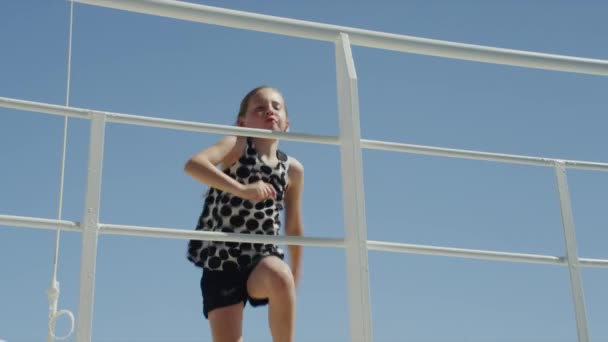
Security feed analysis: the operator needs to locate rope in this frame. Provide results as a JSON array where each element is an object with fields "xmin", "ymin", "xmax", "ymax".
[{"xmin": 47, "ymin": 1, "xmax": 75, "ymax": 340}]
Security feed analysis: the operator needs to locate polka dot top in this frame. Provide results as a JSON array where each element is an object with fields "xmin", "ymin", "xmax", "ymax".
[{"xmin": 187, "ymin": 137, "xmax": 289, "ymax": 271}]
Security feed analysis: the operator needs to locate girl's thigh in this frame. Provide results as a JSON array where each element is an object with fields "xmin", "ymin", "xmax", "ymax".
[{"xmin": 208, "ymin": 303, "xmax": 244, "ymax": 342}]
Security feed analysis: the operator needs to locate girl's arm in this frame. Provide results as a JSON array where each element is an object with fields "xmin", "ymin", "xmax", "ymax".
[
  {"xmin": 284, "ymin": 157, "xmax": 304, "ymax": 287},
  {"xmin": 184, "ymin": 136, "xmax": 245, "ymax": 196},
  {"xmin": 184, "ymin": 136, "xmax": 276, "ymax": 200}
]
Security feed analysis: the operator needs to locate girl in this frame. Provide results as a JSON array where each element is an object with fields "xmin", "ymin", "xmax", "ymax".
[{"xmin": 186, "ymin": 86, "xmax": 304, "ymax": 342}]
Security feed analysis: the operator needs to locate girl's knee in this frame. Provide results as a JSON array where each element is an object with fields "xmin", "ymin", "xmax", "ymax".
[
  {"xmin": 248, "ymin": 256, "xmax": 295, "ymax": 299},
  {"xmin": 259, "ymin": 257, "xmax": 295, "ymax": 295},
  {"xmin": 268, "ymin": 263, "xmax": 295, "ymax": 294}
]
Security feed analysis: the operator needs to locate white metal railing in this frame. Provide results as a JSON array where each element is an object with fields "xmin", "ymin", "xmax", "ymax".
[
  {"xmin": 3, "ymin": 96, "xmax": 608, "ymax": 173},
  {"xmin": 73, "ymin": 0, "xmax": 608, "ymax": 76},
  {"xmin": 4, "ymin": 211, "xmax": 608, "ymax": 271},
  {"xmin": 336, "ymin": 33, "xmax": 373, "ymax": 340},
  {"xmin": 1, "ymin": 1, "xmax": 607, "ymax": 341}
]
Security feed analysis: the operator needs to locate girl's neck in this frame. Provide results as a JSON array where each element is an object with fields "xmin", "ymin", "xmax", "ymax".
[{"xmin": 251, "ymin": 137, "xmax": 278, "ymax": 159}]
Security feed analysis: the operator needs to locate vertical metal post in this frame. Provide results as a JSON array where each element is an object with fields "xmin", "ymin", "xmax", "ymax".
[
  {"xmin": 76, "ymin": 113, "xmax": 106, "ymax": 342},
  {"xmin": 335, "ymin": 32, "xmax": 373, "ymax": 342},
  {"xmin": 554, "ymin": 160, "xmax": 589, "ymax": 342}
]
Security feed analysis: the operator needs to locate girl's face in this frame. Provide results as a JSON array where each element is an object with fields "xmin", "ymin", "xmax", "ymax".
[{"xmin": 239, "ymin": 88, "xmax": 289, "ymax": 132}]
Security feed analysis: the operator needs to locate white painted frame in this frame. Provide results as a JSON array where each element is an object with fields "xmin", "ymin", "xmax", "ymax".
[{"xmin": 2, "ymin": 1, "xmax": 608, "ymax": 341}]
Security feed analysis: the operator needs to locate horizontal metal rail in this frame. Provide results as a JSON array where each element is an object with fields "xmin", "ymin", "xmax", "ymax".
[
  {"xmin": 3, "ymin": 214, "xmax": 606, "ymax": 268},
  {"xmin": 99, "ymin": 223, "xmax": 346, "ymax": 248},
  {"xmin": 0, "ymin": 97, "xmax": 91, "ymax": 119},
  {"xmin": 368, "ymin": 240, "xmax": 564, "ymax": 266},
  {"xmin": 360, "ymin": 139, "xmax": 608, "ymax": 172},
  {"xmin": 0, "ymin": 97, "xmax": 339, "ymax": 145},
  {"xmin": 105, "ymin": 111, "xmax": 340, "ymax": 145},
  {"xmin": 368, "ymin": 240, "xmax": 608, "ymax": 269},
  {"xmin": 73, "ymin": 0, "xmax": 608, "ymax": 76},
  {"xmin": 0, "ymin": 214, "xmax": 81, "ymax": 232},
  {"xmin": 579, "ymin": 258, "xmax": 608, "ymax": 268},
  {"xmin": 3, "ymin": 96, "xmax": 608, "ymax": 172}
]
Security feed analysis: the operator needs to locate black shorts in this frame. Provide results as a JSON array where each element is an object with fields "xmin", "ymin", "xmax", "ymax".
[{"xmin": 200, "ymin": 254, "xmax": 282, "ymax": 319}]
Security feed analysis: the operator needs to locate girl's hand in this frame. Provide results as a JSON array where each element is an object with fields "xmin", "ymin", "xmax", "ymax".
[{"xmin": 238, "ymin": 181, "xmax": 276, "ymax": 201}]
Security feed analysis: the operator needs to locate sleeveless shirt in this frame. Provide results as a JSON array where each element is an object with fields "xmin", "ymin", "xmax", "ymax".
[{"xmin": 187, "ymin": 137, "xmax": 289, "ymax": 271}]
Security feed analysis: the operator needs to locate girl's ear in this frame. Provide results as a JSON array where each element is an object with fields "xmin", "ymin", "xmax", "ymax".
[
  {"xmin": 236, "ymin": 117, "xmax": 244, "ymax": 126},
  {"xmin": 284, "ymin": 119, "xmax": 290, "ymax": 132}
]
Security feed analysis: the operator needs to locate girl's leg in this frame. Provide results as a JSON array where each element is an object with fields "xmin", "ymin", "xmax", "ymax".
[
  {"xmin": 246, "ymin": 256, "xmax": 296, "ymax": 342},
  {"xmin": 208, "ymin": 303, "xmax": 244, "ymax": 342}
]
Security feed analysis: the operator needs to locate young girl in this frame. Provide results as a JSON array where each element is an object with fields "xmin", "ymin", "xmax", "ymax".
[{"xmin": 186, "ymin": 86, "xmax": 304, "ymax": 342}]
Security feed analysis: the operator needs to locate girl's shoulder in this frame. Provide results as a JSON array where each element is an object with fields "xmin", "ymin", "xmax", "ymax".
[
  {"xmin": 286, "ymin": 155, "xmax": 304, "ymax": 176},
  {"xmin": 220, "ymin": 136, "xmax": 248, "ymax": 169},
  {"xmin": 284, "ymin": 156, "xmax": 304, "ymax": 196}
]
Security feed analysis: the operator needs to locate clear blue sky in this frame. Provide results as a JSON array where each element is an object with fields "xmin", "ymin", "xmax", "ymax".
[{"xmin": 1, "ymin": 1, "xmax": 607, "ymax": 341}]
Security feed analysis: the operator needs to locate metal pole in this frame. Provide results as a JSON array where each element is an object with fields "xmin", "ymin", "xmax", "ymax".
[
  {"xmin": 75, "ymin": 113, "xmax": 106, "ymax": 342},
  {"xmin": 554, "ymin": 160, "xmax": 589, "ymax": 342},
  {"xmin": 336, "ymin": 32, "xmax": 373, "ymax": 342}
]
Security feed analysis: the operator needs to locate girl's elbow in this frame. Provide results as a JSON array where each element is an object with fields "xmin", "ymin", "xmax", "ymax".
[
  {"xmin": 184, "ymin": 159, "xmax": 195, "ymax": 175},
  {"xmin": 184, "ymin": 158, "xmax": 203, "ymax": 176}
]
